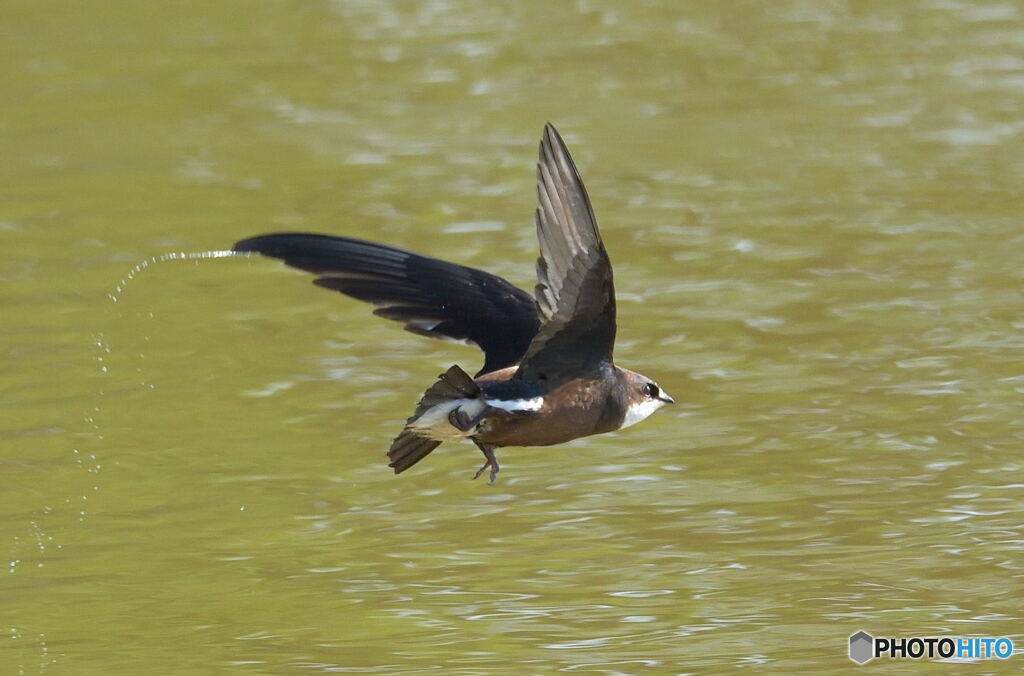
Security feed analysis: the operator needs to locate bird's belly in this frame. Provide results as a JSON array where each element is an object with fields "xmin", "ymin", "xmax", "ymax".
[{"xmin": 475, "ymin": 409, "xmax": 592, "ymax": 447}]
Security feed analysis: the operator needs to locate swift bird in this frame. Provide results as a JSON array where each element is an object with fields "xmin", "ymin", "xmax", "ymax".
[{"xmin": 233, "ymin": 123, "xmax": 673, "ymax": 484}]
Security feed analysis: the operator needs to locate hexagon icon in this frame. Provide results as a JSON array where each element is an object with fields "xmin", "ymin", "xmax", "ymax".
[{"xmin": 849, "ymin": 630, "xmax": 874, "ymax": 664}]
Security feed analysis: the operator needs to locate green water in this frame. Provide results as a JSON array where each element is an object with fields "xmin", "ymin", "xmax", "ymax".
[{"xmin": 4, "ymin": 0, "xmax": 1023, "ymax": 672}]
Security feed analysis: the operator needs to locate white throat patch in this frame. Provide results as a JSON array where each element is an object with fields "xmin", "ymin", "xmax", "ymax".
[{"xmin": 621, "ymin": 398, "xmax": 666, "ymax": 429}]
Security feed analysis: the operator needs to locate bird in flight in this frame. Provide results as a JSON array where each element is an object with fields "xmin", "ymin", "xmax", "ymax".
[{"xmin": 234, "ymin": 123, "xmax": 673, "ymax": 484}]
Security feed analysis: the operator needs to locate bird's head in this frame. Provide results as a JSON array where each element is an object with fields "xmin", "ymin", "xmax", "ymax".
[{"xmin": 618, "ymin": 368, "xmax": 674, "ymax": 428}]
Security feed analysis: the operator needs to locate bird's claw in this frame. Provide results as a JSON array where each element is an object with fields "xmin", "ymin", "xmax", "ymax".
[
  {"xmin": 449, "ymin": 408, "xmax": 473, "ymax": 431},
  {"xmin": 450, "ymin": 407, "xmax": 489, "ymax": 432},
  {"xmin": 471, "ymin": 442, "xmax": 500, "ymax": 485},
  {"xmin": 472, "ymin": 458, "xmax": 499, "ymax": 485}
]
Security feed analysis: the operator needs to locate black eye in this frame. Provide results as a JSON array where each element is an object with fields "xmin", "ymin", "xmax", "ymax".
[{"xmin": 643, "ymin": 383, "xmax": 659, "ymax": 398}]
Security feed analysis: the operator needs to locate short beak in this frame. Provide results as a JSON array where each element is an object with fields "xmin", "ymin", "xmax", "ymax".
[{"xmin": 659, "ymin": 392, "xmax": 675, "ymax": 404}]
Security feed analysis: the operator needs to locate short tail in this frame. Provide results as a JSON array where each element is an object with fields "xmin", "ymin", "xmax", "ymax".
[
  {"xmin": 387, "ymin": 431, "xmax": 442, "ymax": 474},
  {"xmin": 386, "ymin": 365, "xmax": 480, "ymax": 474}
]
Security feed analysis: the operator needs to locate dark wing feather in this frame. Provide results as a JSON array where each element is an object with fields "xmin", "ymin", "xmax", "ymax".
[
  {"xmin": 232, "ymin": 233, "xmax": 540, "ymax": 375},
  {"xmin": 516, "ymin": 124, "xmax": 617, "ymax": 382}
]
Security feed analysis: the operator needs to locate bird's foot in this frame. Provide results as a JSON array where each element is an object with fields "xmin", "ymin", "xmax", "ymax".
[
  {"xmin": 471, "ymin": 444, "xmax": 500, "ymax": 485},
  {"xmin": 472, "ymin": 458, "xmax": 499, "ymax": 485},
  {"xmin": 449, "ymin": 407, "xmax": 486, "ymax": 432}
]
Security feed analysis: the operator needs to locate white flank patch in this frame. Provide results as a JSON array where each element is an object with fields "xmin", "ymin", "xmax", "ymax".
[
  {"xmin": 621, "ymin": 398, "xmax": 666, "ymax": 429},
  {"xmin": 485, "ymin": 396, "xmax": 544, "ymax": 413},
  {"xmin": 409, "ymin": 398, "xmax": 486, "ymax": 441},
  {"xmin": 406, "ymin": 318, "xmax": 441, "ymax": 332},
  {"xmin": 404, "ymin": 317, "xmax": 476, "ymax": 346}
]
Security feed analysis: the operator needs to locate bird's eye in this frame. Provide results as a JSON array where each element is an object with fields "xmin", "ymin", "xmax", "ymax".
[{"xmin": 643, "ymin": 383, "xmax": 659, "ymax": 398}]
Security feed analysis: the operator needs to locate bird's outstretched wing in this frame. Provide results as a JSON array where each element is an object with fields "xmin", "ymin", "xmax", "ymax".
[
  {"xmin": 516, "ymin": 124, "xmax": 617, "ymax": 382},
  {"xmin": 232, "ymin": 233, "xmax": 540, "ymax": 375}
]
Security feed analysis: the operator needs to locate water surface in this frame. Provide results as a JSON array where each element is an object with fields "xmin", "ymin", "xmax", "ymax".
[{"xmin": 4, "ymin": 0, "xmax": 1023, "ymax": 671}]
